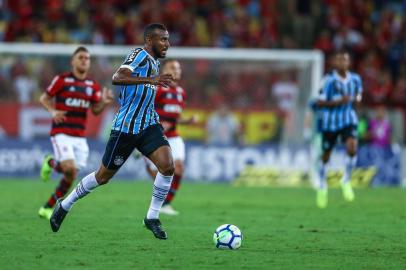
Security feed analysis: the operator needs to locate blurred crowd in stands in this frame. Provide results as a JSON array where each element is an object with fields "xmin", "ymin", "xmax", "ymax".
[{"xmin": 0, "ymin": 0, "xmax": 405, "ymax": 143}]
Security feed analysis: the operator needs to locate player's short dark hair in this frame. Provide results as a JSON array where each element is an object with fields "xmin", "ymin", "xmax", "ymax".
[
  {"xmin": 72, "ymin": 46, "xmax": 89, "ymax": 56},
  {"xmin": 335, "ymin": 49, "xmax": 351, "ymax": 57},
  {"xmin": 144, "ymin": 23, "xmax": 167, "ymax": 41}
]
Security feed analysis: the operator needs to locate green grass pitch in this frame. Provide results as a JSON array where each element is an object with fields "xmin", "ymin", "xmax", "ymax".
[{"xmin": 1, "ymin": 179, "xmax": 405, "ymax": 269}]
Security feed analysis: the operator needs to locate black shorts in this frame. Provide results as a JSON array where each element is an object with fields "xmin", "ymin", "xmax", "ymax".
[
  {"xmin": 102, "ymin": 124, "xmax": 169, "ymax": 170},
  {"xmin": 321, "ymin": 125, "xmax": 358, "ymax": 152}
]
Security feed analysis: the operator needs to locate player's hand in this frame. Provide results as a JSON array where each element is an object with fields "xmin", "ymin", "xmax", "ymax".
[
  {"xmin": 152, "ymin": 74, "xmax": 174, "ymax": 87},
  {"xmin": 341, "ymin": 95, "xmax": 351, "ymax": 104},
  {"xmin": 102, "ymin": 87, "xmax": 114, "ymax": 105},
  {"xmin": 161, "ymin": 121, "xmax": 172, "ymax": 132},
  {"xmin": 51, "ymin": 110, "xmax": 67, "ymax": 124}
]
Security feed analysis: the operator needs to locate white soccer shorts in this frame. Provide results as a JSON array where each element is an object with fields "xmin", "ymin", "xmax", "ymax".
[
  {"xmin": 145, "ymin": 136, "xmax": 185, "ymax": 169},
  {"xmin": 50, "ymin": 134, "xmax": 89, "ymax": 170}
]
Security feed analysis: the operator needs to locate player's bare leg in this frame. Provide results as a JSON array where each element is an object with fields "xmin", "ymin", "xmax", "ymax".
[
  {"xmin": 143, "ymin": 145, "xmax": 174, "ymax": 239},
  {"xmin": 50, "ymin": 164, "xmax": 117, "ymax": 232},
  {"xmin": 341, "ymin": 137, "xmax": 357, "ymax": 202},
  {"xmin": 317, "ymin": 150, "xmax": 331, "ymax": 208},
  {"xmin": 39, "ymin": 159, "xmax": 77, "ymax": 219}
]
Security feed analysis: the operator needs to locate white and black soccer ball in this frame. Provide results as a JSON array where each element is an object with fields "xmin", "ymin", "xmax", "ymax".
[{"xmin": 213, "ymin": 224, "xmax": 242, "ymax": 250}]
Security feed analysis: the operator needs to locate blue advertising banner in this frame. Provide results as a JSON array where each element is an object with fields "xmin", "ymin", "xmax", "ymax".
[
  {"xmin": 0, "ymin": 139, "xmax": 148, "ymax": 180},
  {"xmin": 0, "ymin": 139, "xmax": 400, "ymax": 186},
  {"xmin": 356, "ymin": 145, "xmax": 400, "ymax": 186}
]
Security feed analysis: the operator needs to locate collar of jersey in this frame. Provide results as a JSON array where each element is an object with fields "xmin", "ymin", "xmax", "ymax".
[
  {"xmin": 69, "ymin": 72, "xmax": 87, "ymax": 82},
  {"xmin": 333, "ymin": 70, "xmax": 351, "ymax": 84},
  {"xmin": 142, "ymin": 48, "xmax": 159, "ymax": 65}
]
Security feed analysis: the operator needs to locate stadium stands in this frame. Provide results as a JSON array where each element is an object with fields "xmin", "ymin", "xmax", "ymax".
[{"xmin": 0, "ymin": 0, "xmax": 405, "ymax": 141}]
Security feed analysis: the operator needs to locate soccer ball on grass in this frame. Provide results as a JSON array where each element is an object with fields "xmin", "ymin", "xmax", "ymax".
[{"xmin": 213, "ymin": 224, "xmax": 242, "ymax": 250}]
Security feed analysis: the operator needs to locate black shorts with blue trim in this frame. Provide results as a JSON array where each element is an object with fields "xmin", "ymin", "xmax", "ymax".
[
  {"xmin": 321, "ymin": 125, "xmax": 358, "ymax": 152},
  {"xmin": 102, "ymin": 124, "xmax": 169, "ymax": 170}
]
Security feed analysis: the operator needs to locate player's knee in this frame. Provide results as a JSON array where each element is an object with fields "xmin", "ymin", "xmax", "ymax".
[
  {"xmin": 347, "ymin": 148, "xmax": 357, "ymax": 157},
  {"xmin": 347, "ymin": 144, "xmax": 357, "ymax": 157},
  {"xmin": 63, "ymin": 166, "xmax": 77, "ymax": 181},
  {"xmin": 159, "ymin": 161, "xmax": 175, "ymax": 176},
  {"xmin": 321, "ymin": 152, "xmax": 331, "ymax": 163},
  {"xmin": 174, "ymin": 169, "xmax": 183, "ymax": 178}
]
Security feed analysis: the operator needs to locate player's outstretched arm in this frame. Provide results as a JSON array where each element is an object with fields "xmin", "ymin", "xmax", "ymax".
[
  {"xmin": 112, "ymin": 68, "xmax": 174, "ymax": 87},
  {"xmin": 316, "ymin": 95, "xmax": 351, "ymax": 108}
]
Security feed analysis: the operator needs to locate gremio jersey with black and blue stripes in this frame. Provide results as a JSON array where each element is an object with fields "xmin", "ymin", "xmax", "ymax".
[
  {"xmin": 111, "ymin": 48, "xmax": 160, "ymax": 134},
  {"xmin": 318, "ymin": 70, "xmax": 363, "ymax": 132}
]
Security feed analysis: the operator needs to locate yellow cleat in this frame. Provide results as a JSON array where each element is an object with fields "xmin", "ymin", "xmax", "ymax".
[
  {"xmin": 38, "ymin": 207, "xmax": 53, "ymax": 220},
  {"xmin": 40, "ymin": 155, "xmax": 53, "ymax": 182},
  {"xmin": 341, "ymin": 182, "xmax": 355, "ymax": 202},
  {"xmin": 316, "ymin": 189, "xmax": 328, "ymax": 209}
]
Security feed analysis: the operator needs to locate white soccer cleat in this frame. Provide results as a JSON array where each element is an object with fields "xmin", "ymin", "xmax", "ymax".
[{"xmin": 160, "ymin": 204, "xmax": 179, "ymax": 216}]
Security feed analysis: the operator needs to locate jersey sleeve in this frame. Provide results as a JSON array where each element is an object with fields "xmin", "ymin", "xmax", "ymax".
[
  {"xmin": 318, "ymin": 76, "xmax": 332, "ymax": 101},
  {"xmin": 46, "ymin": 75, "xmax": 64, "ymax": 96},
  {"xmin": 91, "ymin": 82, "xmax": 102, "ymax": 103},
  {"xmin": 120, "ymin": 49, "xmax": 147, "ymax": 72}
]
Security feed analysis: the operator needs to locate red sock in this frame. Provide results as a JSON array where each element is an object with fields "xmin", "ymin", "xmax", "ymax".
[
  {"xmin": 45, "ymin": 177, "xmax": 73, "ymax": 208},
  {"xmin": 48, "ymin": 158, "xmax": 63, "ymax": 173},
  {"xmin": 164, "ymin": 174, "xmax": 182, "ymax": 205}
]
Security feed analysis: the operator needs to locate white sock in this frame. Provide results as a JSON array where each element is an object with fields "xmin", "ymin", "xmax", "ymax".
[
  {"xmin": 318, "ymin": 160, "xmax": 328, "ymax": 190},
  {"xmin": 61, "ymin": 172, "xmax": 99, "ymax": 211},
  {"xmin": 147, "ymin": 172, "xmax": 173, "ymax": 219},
  {"xmin": 342, "ymin": 155, "xmax": 357, "ymax": 184}
]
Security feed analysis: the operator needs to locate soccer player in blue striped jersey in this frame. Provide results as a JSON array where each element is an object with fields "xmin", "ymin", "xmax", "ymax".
[
  {"xmin": 50, "ymin": 23, "xmax": 176, "ymax": 239},
  {"xmin": 315, "ymin": 51, "xmax": 362, "ymax": 208}
]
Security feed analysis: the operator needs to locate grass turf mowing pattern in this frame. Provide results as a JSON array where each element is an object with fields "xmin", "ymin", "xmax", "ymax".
[{"xmin": 0, "ymin": 179, "xmax": 405, "ymax": 270}]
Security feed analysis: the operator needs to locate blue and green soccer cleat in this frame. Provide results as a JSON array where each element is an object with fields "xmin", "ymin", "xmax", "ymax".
[{"xmin": 40, "ymin": 155, "xmax": 53, "ymax": 182}]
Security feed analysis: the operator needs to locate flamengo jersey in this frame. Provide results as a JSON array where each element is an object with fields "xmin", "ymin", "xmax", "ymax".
[
  {"xmin": 112, "ymin": 48, "xmax": 160, "ymax": 134},
  {"xmin": 319, "ymin": 70, "xmax": 363, "ymax": 132},
  {"xmin": 46, "ymin": 72, "xmax": 102, "ymax": 137},
  {"xmin": 155, "ymin": 85, "xmax": 186, "ymax": 137}
]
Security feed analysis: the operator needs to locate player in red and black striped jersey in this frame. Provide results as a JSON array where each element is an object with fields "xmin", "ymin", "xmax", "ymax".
[
  {"xmin": 38, "ymin": 46, "xmax": 114, "ymax": 219},
  {"xmin": 155, "ymin": 76, "xmax": 187, "ymax": 139},
  {"xmin": 46, "ymin": 71, "xmax": 102, "ymax": 137},
  {"xmin": 144, "ymin": 59, "xmax": 197, "ymax": 215}
]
